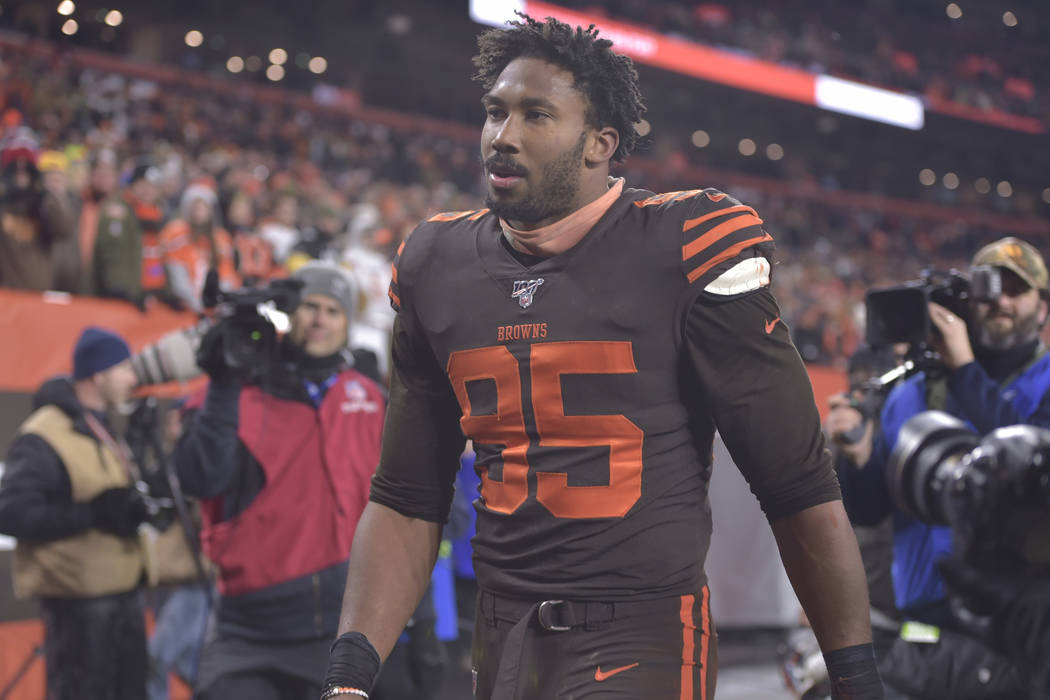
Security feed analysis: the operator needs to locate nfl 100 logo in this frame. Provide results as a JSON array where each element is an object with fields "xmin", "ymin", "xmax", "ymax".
[{"xmin": 511, "ymin": 278, "xmax": 544, "ymax": 308}]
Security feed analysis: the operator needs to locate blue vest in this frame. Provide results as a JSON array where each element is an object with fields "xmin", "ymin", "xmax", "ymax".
[{"xmin": 879, "ymin": 353, "xmax": 1050, "ymax": 613}]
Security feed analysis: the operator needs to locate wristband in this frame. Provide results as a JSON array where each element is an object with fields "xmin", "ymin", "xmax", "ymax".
[
  {"xmin": 321, "ymin": 632, "xmax": 381, "ymax": 700},
  {"xmin": 824, "ymin": 642, "xmax": 884, "ymax": 699},
  {"xmin": 320, "ymin": 688, "xmax": 368, "ymax": 699}
]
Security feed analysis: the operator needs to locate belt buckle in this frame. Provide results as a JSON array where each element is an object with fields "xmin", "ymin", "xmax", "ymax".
[{"xmin": 537, "ymin": 599, "xmax": 571, "ymax": 631}]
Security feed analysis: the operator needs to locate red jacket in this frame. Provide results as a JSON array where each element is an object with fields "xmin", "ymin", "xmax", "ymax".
[{"xmin": 199, "ymin": 368, "xmax": 384, "ymax": 595}]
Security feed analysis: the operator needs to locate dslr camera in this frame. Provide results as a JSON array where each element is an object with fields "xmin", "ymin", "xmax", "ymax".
[
  {"xmin": 888, "ymin": 411, "xmax": 1050, "ymax": 576},
  {"xmin": 865, "ymin": 266, "xmax": 1004, "ymax": 347},
  {"xmin": 130, "ymin": 274, "xmax": 303, "ymax": 385}
]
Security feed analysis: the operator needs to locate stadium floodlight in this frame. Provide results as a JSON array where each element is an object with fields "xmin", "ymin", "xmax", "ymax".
[
  {"xmin": 57, "ymin": 1, "xmax": 74, "ymax": 16},
  {"xmin": 814, "ymin": 76, "xmax": 924, "ymax": 130}
]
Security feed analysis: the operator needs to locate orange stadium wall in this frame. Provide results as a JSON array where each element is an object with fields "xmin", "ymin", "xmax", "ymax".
[{"xmin": 0, "ymin": 290, "xmax": 845, "ymax": 698}]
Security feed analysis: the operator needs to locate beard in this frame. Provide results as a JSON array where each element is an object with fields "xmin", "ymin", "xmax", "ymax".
[
  {"xmin": 974, "ymin": 306, "xmax": 1044, "ymax": 350},
  {"xmin": 485, "ymin": 131, "xmax": 586, "ymax": 226}
]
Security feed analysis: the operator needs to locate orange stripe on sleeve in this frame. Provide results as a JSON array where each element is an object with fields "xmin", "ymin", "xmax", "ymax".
[
  {"xmin": 428, "ymin": 210, "xmax": 476, "ymax": 222},
  {"xmin": 396, "ymin": 240, "xmax": 406, "ymax": 257},
  {"xmin": 633, "ymin": 189, "xmax": 704, "ymax": 208},
  {"xmin": 390, "ymin": 262, "xmax": 398, "ymax": 284},
  {"xmin": 468, "ymin": 208, "xmax": 490, "ymax": 220},
  {"xmin": 388, "ymin": 288, "xmax": 401, "ymax": 308},
  {"xmin": 682, "ymin": 205, "xmax": 759, "ymax": 234},
  {"xmin": 679, "ymin": 594, "xmax": 696, "ymax": 700},
  {"xmin": 699, "ymin": 586, "xmax": 711, "ymax": 700},
  {"xmin": 681, "ymin": 213, "xmax": 764, "ymax": 261},
  {"xmin": 686, "ymin": 233, "xmax": 774, "ymax": 283}
]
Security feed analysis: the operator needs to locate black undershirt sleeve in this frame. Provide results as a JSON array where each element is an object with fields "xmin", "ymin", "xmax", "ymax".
[
  {"xmin": 684, "ymin": 287, "xmax": 841, "ymax": 521},
  {"xmin": 368, "ymin": 310, "xmax": 466, "ymax": 523}
]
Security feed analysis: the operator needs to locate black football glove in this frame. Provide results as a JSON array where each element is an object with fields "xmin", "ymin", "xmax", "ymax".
[
  {"xmin": 90, "ymin": 486, "xmax": 150, "ymax": 537},
  {"xmin": 195, "ymin": 322, "xmax": 232, "ymax": 380}
]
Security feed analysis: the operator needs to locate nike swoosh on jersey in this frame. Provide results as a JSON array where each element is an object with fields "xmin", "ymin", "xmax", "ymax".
[
  {"xmin": 765, "ymin": 316, "xmax": 781, "ymax": 334},
  {"xmin": 594, "ymin": 662, "xmax": 640, "ymax": 682}
]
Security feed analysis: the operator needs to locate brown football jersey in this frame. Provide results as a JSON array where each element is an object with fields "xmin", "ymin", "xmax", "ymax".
[{"xmin": 372, "ymin": 186, "xmax": 835, "ymax": 600}]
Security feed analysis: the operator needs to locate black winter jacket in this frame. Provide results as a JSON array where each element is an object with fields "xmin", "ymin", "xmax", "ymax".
[{"xmin": 0, "ymin": 377, "xmax": 100, "ymax": 540}]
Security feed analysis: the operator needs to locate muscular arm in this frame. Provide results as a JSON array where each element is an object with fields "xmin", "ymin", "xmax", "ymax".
[
  {"xmin": 772, "ymin": 501, "xmax": 873, "ymax": 651},
  {"xmin": 685, "ymin": 288, "xmax": 841, "ymax": 518},
  {"xmin": 336, "ymin": 502, "xmax": 442, "ymax": 660},
  {"xmin": 685, "ymin": 286, "xmax": 872, "ymax": 653},
  {"xmin": 336, "ymin": 309, "xmax": 465, "ymax": 660}
]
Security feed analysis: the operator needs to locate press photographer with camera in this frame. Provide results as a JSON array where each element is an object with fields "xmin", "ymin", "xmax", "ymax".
[
  {"xmin": 839, "ymin": 237, "xmax": 1050, "ymax": 698},
  {"xmin": 886, "ymin": 411, "xmax": 1050, "ymax": 699},
  {"xmin": 174, "ymin": 260, "xmax": 385, "ymax": 699},
  {"xmin": 938, "ymin": 558, "xmax": 1050, "ymax": 698},
  {"xmin": 825, "ymin": 346, "xmax": 904, "ymax": 618},
  {"xmin": 0, "ymin": 327, "xmax": 156, "ymax": 700}
]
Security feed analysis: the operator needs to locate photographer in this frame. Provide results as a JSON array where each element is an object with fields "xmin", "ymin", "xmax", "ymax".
[
  {"xmin": 174, "ymin": 261, "xmax": 385, "ymax": 699},
  {"xmin": 826, "ymin": 346, "xmax": 903, "ymax": 623},
  {"xmin": 938, "ymin": 560, "xmax": 1050, "ymax": 698},
  {"xmin": 840, "ymin": 237, "xmax": 1050, "ymax": 697},
  {"xmin": 0, "ymin": 327, "xmax": 154, "ymax": 700}
]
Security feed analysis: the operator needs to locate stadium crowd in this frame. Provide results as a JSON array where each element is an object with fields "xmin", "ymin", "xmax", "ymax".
[
  {"xmin": 2, "ymin": 43, "xmax": 1030, "ymax": 368},
  {"xmin": 564, "ymin": 0, "xmax": 1048, "ymax": 124}
]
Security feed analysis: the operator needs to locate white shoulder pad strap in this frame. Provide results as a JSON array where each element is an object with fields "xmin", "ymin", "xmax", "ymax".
[{"xmin": 703, "ymin": 256, "xmax": 771, "ymax": 295}]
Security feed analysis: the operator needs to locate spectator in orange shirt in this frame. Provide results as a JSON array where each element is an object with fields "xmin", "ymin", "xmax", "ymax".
[
  {"xmin": 159, "ymin": 183, "xmax": 239, "ymax": 312},
  {"xmin": 226, "ymin": 190, "xmax": 278, "ymax": 287}
]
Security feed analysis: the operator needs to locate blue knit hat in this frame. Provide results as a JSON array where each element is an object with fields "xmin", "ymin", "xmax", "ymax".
[{"xmin": 72, "ymin": 327, "xmax": 132, "ymax": 380}]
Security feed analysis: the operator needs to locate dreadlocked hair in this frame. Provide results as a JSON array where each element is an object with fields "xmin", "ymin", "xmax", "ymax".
[{"xmin": 472, "ymin": 13, "xmax": 646, "ymax": 163}]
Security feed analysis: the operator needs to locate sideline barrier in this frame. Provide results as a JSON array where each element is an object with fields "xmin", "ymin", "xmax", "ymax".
[
  {"xmin": 0, "ymin": 287, "xmax": 844, "ymax": 412},
  {"xmin": 0, "ymin": 289, "xmax": 202, "ymax": 396}
]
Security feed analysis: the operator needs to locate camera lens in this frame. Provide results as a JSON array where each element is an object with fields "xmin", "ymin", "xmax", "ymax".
[{"xmin": 889, "ymin": 411, "xmax": 980, "ymax": 524}]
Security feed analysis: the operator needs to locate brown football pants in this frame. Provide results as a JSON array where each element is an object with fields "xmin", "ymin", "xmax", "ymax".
[{"xmin": 472, "ymin": 586, "xmax": 718, "ymax": 699}]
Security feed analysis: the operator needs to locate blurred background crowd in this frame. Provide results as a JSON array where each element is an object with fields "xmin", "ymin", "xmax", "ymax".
[
  {"xmin": 1, "ymin": 0, "xmax": 1048, "ymax": 369},
  {"xmin": 562, "ymin": 0, "xmax": 1047, "ymax": 122}
]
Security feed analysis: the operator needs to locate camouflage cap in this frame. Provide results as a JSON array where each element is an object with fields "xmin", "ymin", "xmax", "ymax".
[{"xmin": 972, "ymin": 237, "xmax": 1049, "ymax": 292}]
